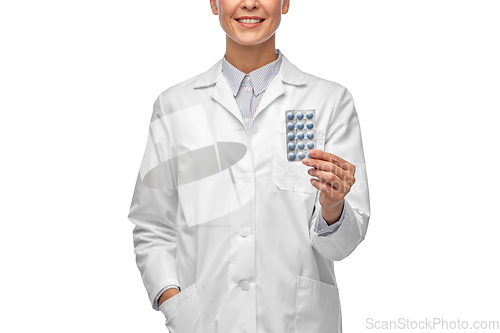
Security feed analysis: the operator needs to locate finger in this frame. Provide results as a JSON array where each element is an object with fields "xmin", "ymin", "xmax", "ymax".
[
  {"xmin": 308, "ymin": 168, "xmax": 348, "ymax": 194},
  {"xmin": 310, "ymin": 177, "xmax": 345, "ymax": 203},
  {"xmin": 308, "ymin": 149, "xmax": 354, "ymax": 172},
  {"xmin": 304, "ymin": 157, "xmax": 351, "ymax": 184}
]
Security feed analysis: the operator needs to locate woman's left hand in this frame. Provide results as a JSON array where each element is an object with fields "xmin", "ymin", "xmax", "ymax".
[{"xmin": 302, "ymin": 149, "xmax": 356, "ymax": 219}]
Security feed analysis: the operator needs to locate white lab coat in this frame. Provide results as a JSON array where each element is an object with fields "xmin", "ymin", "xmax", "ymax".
[{"xmin": 128, "ymin": 53, "xmax": 370, "ymax": 333}]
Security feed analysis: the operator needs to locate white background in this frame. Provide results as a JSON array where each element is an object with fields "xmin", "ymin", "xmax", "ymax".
[{"xmin": 1, "ymin": 0, "xmax": 499, "ymax": 332}]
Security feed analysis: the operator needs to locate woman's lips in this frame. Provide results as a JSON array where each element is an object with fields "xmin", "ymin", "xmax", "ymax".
[{"xmin": 235, "ymin": 19, "xmax": 265, "ymax": 28}]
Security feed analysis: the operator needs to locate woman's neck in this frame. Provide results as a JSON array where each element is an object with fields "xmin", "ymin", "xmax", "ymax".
[{"xmin": 224, "ymin": 34, "xmax": 278, "ymax": 74}]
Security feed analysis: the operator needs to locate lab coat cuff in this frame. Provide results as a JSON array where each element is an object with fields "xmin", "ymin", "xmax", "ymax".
[
  {"xmin": 154, "ymin": 284, "xmax": 181, "ymax": 311},
  {"xmin": 316, "ymin": 203, "xmax": 346, "ymax": 236},
  {"xmin": 150, "ymin": 278, "xmax": 181, "ymax": 311},
  {"xmin": 311, "ymin": 199, "xmax": 364, "ymax": 261}
]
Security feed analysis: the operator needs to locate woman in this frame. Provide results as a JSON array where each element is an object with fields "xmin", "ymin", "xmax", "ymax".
[{"xmin": 128, "ymin": 0, "xmax": 370, "ymax": 332}]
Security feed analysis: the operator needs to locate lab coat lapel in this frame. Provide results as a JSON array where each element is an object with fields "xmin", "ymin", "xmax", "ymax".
[
  {"xmin": 253, "ymin": 74, "xmax": 285, "ymax": 122},
  {"xmin": 211, "ymin": 72, "xmax": 247, "ymax": 128},
  {"xmin": 254, "ymin": 54, "xmax": 307, "ymax": 120},
  {"xmin": 194, "ymin": 59, "xmax": 245, "ymax": 127}
]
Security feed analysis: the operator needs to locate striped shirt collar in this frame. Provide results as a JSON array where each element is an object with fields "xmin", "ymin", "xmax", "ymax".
[{"xmin": 221, "ymin": 49, "xmax": 283, "ymax": 97}]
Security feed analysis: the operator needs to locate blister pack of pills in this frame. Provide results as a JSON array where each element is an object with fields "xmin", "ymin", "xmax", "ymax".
[{"xmin": 284, "ymin": 109, "xmax": 316, "ymax": 162}]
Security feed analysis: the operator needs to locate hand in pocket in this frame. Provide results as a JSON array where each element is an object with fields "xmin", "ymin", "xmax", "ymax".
[{"xmin": 159, "ymin": 287, "xmax": 180, "ymax": 307}]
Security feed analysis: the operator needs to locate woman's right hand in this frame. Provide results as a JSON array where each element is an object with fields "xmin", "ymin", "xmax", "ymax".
[{"xmin": 158, "ymin": 287, "xmax": 181, "ymax": 307}]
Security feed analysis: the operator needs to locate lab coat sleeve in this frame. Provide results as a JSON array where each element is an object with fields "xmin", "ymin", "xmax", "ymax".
[
  {"xmin": 309, "ymin": 85, "xmax": 371, "ymax": 261},
  {"xmin": 316, "ymin": 204, "xmax": 345, "ymax": 236},
  {"xmin": 127, "ymin": 92, "xmax": 181, "ymax": 310}
]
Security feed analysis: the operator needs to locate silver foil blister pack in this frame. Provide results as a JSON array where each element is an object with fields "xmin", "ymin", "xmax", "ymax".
[{"xmin": 284, "ymin": 109, "xmax": 316, "ymax": 162}]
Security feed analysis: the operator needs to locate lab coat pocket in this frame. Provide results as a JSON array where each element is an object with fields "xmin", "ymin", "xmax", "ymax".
[
  {"xmin": 272, "ymin": 128, "xmax": 326, "ymax": 194},
  {"xmin": 295, "ymin": 275, "xmax": 342, "ymax": 333},
  {"xmin": 159, "ymin": 282, "xmax": 206, "ymax": 333}
]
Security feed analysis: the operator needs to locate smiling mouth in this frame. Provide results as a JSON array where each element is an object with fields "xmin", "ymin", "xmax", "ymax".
[{"xmin": 235, "ymin": 18, "xmax": 265, "ymax": 24}]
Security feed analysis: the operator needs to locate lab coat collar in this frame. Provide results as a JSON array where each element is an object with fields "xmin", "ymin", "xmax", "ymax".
[
  {"xmin": 193, "ymin": 52, "xmax": 307, "ymax": 89},
  {"xmin": 194, "ymin": 52, "xmax": 307, "ymax": 128}
]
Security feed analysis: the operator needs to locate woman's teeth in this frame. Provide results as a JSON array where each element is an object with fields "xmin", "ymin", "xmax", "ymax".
[{"xmin": 237, "ymin": 19, "xmax": 264, "ymax": 24}]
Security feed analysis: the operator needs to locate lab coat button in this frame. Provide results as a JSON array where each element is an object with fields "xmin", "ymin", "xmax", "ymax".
[
  {"xmin": 251, "ymin": 125, "xmax": 259, "ymax": 133},
  {"xmin": 240, "ymin": 280, "xmax": 250, "ymax": 290},
  {"xmin": 239, "ymin": 227, "xmax": 251, "ymax": 237},
  {"xmin": 242, "ymin": 174, "xmax": 251, "ymax": 183}
]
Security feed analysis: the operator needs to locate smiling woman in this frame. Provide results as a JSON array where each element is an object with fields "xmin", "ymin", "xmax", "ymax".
[{"xmin": 127, "ymin": 0, "xmax": 370, "ymax": 332}]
